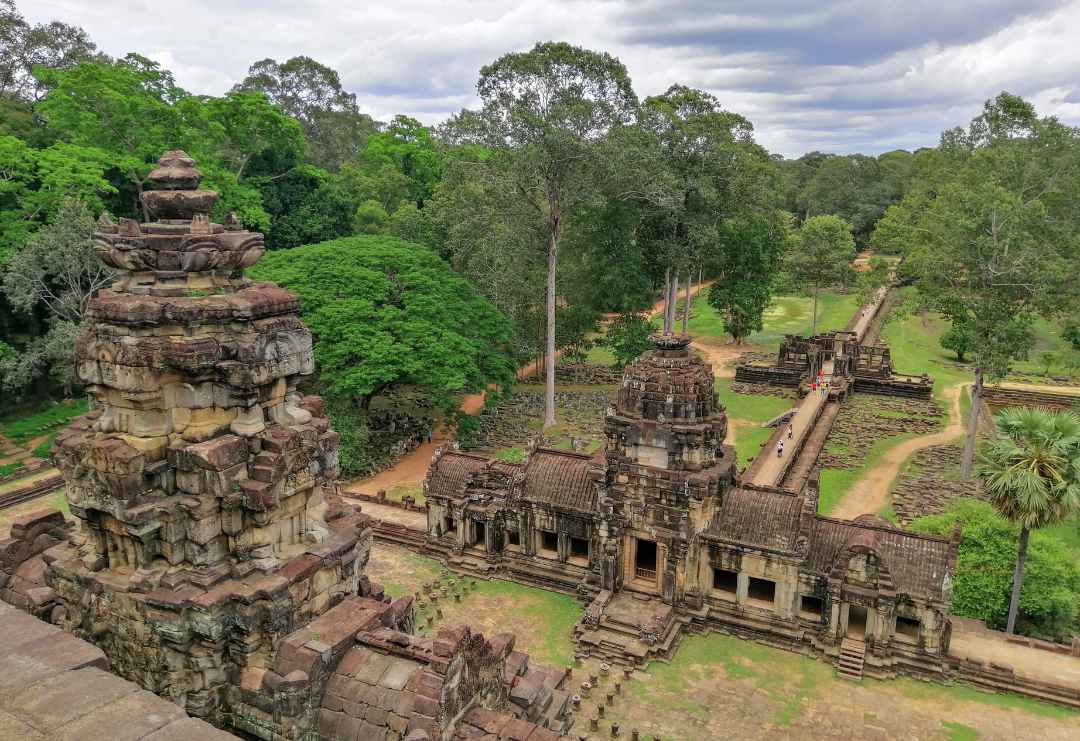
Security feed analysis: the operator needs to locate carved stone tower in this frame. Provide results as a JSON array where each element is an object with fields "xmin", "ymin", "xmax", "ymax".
[
  {"xmin": 601, "ymin": 333, "xmax": 736, "ymax": 603},
  {"xmin": 48, "ymin": 150, "xmax": 372, "ymax": 721}
]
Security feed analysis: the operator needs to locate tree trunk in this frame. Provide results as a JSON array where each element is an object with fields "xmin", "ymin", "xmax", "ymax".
[
  {"xmin": 961, "ymin": 367, "xmax": 983, "ymax": 478},
  {"xmin": 544, "ymin": 229, "xmax": 558, "ymax": 429},
  {"xmin": 681, "ymin": 270, "xmax": 690, "ymax": 334},
  {"xmin": 662, "ymin": 267, "xmax": 671, "ymax": 333},
  {"xmin": 135, "ymin": 178, "xmax": 150, "ymax": 223},
  {"xmin": 670, "ymin": 272, "xmax": 679, "ymax": 334},
  {"xmin": 811, "ymin": 286, "xmax": 819, "ymax": 336},
  {"xmin": 1006, "ymin": 525, "xmax": 1030, "ymax": 634}
]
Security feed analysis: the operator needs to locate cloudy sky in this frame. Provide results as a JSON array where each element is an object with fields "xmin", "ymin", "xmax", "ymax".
[{"xmin": 24, "ymin": 0, "xmax": 1080, "ymax": 157}]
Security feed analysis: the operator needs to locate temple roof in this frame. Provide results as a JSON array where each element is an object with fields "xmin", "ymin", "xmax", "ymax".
[
  {"xmin": 705, "ymin": 486, "xmax": 803, "ymax": 552},
  {"xmin": 520, "ymin": 448, "xmax": 599, "ymax": 514},
  {"xmin": 424, "ymin": 451, "xmax": 494, "ymax": 501},
  {"xmin": 804, "ymin": 518, "xmax": 953, "ymax": 601}
]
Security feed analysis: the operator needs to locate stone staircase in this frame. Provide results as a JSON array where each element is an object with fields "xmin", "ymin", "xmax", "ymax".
[
  {"xmin": 574, "ymin": 591, "xmax": 685, "ymax": 668},
  {"xmin": 504, "ymin": 650, "xmax": 573, "ymax": 734},
  {"xmin": 838, "ymin": 638, "xmax": 866, "ymax": 681}
]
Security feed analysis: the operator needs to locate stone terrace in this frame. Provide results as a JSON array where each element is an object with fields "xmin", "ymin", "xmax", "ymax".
[{"xmin": 0, "ymin": 601, "xmax": 236, "ymax": 740}]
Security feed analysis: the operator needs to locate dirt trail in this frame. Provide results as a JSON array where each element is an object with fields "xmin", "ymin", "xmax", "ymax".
[
  {"xmin": 690, "ymin": 338, "xmax": 750, "ymax": 380},
  {"xmin": 830, "ymin": 382, "xmax": 966, "ymax": 520}
]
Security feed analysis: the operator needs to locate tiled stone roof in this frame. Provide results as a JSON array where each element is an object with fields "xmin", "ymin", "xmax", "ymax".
[
  {"xmin": 520, "ymin": 449, "xmax": 598, "ymax": 514},
  {"xmin": 706, "ymin": 486, "xmax": 803, "ymax": 552},
  {"xmin": 425, "ymin": 451, "xmax": 493, "ymax": 500},
  {"xmin": 804, "ymin": 517, "xmax": 953, "ymax": 601}
]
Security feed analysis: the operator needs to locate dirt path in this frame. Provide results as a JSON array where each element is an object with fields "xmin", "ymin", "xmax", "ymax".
[
  {"xmin": 830, "ymin": 382, "xmax": 966, "ymax": 520},
  {"xmin": 691, "ymin": 338, "xmax": 753, "ymax": 380}
]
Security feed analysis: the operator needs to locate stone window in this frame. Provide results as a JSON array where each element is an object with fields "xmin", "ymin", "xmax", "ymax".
[
  {"xmin": 895, "ymin": 615, "xmax": 920, "ymax": 642},
  {"xmin": 539, "ymin": 530, "xmax": 558, "ymax": 556},
  {"xmin": 712, "ymin": 568, "xmax": 738, "ymax": 598},
  {"xmin": 747, "ymin": 577, "xmax": 776, "ymax": 608},
  {"xmin": 800, "ymin": 595, "xmax": 823, "ymax": 619},
  {"xmin": 569, "ymin": 536, "xmax": 590, "ymax": 562}
]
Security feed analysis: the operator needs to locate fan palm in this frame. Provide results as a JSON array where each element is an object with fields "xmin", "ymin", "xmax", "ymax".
[{"xmin": 977, "ymin": 407, "xmax": 1080, "ymax": 633}]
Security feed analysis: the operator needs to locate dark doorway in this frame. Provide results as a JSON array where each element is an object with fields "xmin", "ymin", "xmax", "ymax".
[
  {"xmin": 635, "ymin": 538, "xmax": 657, "ymax": 581},
  {"xmin": 847, "ymin": 605, "xmax": 868, "ymax": 638},
  {"xmin": 473, "ymin": 521, "xmax": 486, "ymax": 548}
]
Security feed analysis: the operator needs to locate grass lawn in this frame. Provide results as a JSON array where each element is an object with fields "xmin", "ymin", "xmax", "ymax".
[
  {"xmin": 385, "ymin": 483, "xmax": 426, "ymax": 507},
  {"xmin": 880, "ymin": 303, "xmax": 972, "ymax": 397},
  {"xmin": 0, "ymin": 398, "xmax": 89, "ymax": 445},
  {"xmin": 584, "ymin": 344, "xmax": 616, "ymax": 366},
  {"xmin": 715, "ymin": 379, "xmax": 794, "ymax": 467},
  {"xmin": 365, "ymin": 543, "xmax": 581, "ymax": 668},
  {"xmin": 679, "ymin": 291, "xmax": 861, "ymax": 347},
  {"xmin": 607, "ymin": 631, "xmax": 1078, "ymax": 739}
]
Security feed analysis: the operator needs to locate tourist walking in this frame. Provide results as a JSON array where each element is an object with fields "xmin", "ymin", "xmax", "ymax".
[
  {"xmin": 777, "ymin": 440, "xmax": 784, "ymax": 458},
  {"xmin": 788, "ymin": 424, "xmax": 793, "ymax": 439}
]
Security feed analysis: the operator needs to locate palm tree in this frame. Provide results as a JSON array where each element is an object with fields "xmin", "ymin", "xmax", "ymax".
[{"xmin": 977, "ymin": 407, "xmax": 1080, "ymax": 634}]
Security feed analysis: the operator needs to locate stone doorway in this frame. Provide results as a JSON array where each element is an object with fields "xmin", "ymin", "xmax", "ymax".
[
  {"xmin": 847, "ymin": 604, "xmax": 868, "ymax": 639},
  {"xmin": 634, "ymin": 538, "xmax": 658, "ymax": 585}
]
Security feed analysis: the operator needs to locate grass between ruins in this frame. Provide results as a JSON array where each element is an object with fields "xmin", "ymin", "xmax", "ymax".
[
  {"xmin": 0, "ymin": 398, "xmax": 88, "ymax": 445},
  {"xmin": 605, "ymin": 631, "xmax": 1078, "ymax": 740},
  {"xmin": 365, "ymin": 544, "xmax": 580, "ymax": 668}
]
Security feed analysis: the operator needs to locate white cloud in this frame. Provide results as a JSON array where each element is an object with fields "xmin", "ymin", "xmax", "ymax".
[{"xmin": 22, "ymin": 0, "xmax": 1080, "ymax": 156}]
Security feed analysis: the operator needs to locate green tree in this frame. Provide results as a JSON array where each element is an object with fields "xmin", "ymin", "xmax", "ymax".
[
  {"xmin": 248, "ymin": 235, "xmax": 515, "ymax": 412},
  {"xmin": 34, "ymin": 55, "xmax": 187, "ymax": 220},
  {"xmin": 605, "ymin": 312, "xmax": 653, "ymax": 369},
  {"xmin": 234, "ymin": 56, "xmax": 377, "ymax": 171},
  {"xmin": 888, "ymin": 93, "xmax": 1080, "ymax": 476},
  {"xmin": 0, "ymin": 0, "xmax": 101, "ymax": 102},
  {"xmin": 940, "ymin": 322, "xmax": 976, "ymax": 362},
  {"xmin": 786, "ymin": 214, "xmax": 856, "ymax": 334},
  {"xmin": 707, "ymin": 212, "xmax": 789, "ymax": 343},
  {"xmin": 254, "ymin": 165, "xmax": 356, "ymax": 249},
  {"xmin": 1, "ymin": 199, "xmax": 112, "ymax": 395},
  {"xmin": 459, "ymin": 42, "xmax": 638, "ymax": 428},
  {"xmin": 911, "ymin": 498, "xmax": 1080, "ymax": 641},
  {"xmin": 978, "ymin": 407, "xmax": 1080, "ymax": 633}
]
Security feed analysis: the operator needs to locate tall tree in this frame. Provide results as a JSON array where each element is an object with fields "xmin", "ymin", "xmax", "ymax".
[
  {"xmin": 0, "ymin": 0, "xmax": 101, "ymax": 102},
  {"xmin": 786, "ymin": 214, "xmax": 856, "ymax": 334},
  {"xmin": 708, "ymin": 212, "xmax": 790, "ymax": 343},
  {"xmin": 978, "ymin": 407, "xmax": 1080, "ymax": 634},
  {"xmin": 459, "ymin": 42, "xmax": 638, "ymax": 428},
  {"xmin": 881, "ymin": 93, "xmax": 1080, "ymax": 476},
  {"xmin": 1, "ymin": 199, "xmax": 112, "ymax": 395},
  {"xmin": 34, "ymin": 55, "xmax": 188, "ymax": 221},
  {"xmin": 234, "ymin": 56, "xmax": 377, "ymax": 171}
]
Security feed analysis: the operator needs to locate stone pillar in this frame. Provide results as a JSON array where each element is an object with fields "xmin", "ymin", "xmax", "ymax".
[
  {"xmin": 558, "ymin": 531, "xmax": 569, "ymax": 563},
  {"xmin": 484, "ymin": 520, "xmax": 495, "ymax": 554},
  {"xmin": 736, "ymin": 572, "xmax": 749, "ymax": 606}
]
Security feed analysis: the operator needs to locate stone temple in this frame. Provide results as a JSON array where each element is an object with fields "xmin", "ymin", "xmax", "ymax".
[
  {"xmin": 0, "ymin": 151, "xmax": 574, "ymax": 740},
  {"xmin": 425, "ymin": 333, "xmax": 959, "ymax": 678}
]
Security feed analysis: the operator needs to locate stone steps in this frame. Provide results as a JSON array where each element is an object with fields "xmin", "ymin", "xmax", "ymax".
[{"xmin": 838, "ymin": 638, "xmax": 866, "ymax": 681}]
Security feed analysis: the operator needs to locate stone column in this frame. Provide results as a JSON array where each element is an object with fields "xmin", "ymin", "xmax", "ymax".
[
  {"xmin": 557, "ymin": 532, "xmax": 569, "ymax": 563},
  {"xmin": 736, "ymin": 572, "xmax": 749, "ymax": 606},
  {"xmin": 484, "ymin": 520, "xmax": 495, "ymax": 554}
]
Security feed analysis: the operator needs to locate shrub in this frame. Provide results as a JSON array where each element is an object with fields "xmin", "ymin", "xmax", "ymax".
[{"xmin": 910, "ymin": 499, "xmax": 1080, "ymax": 641}]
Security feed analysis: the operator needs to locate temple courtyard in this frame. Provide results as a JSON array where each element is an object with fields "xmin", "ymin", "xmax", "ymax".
[{"xmin": 367, "ymin": 544, "xmax": 1080, "ymax": 740}]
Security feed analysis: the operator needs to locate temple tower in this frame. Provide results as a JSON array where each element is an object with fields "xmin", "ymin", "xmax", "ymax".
[
  {"xmin": 601, "ymin": 333, "xmax": 736, "ymax": 603},
  {"xmin": 47, "ymin": 150, "xmax": 371, "ymax": 721}
]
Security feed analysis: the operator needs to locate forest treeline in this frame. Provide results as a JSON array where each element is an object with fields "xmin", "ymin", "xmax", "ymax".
[{"xmin": 2, "ymin": 1, "xmax": 1078, "ymax": 475}]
